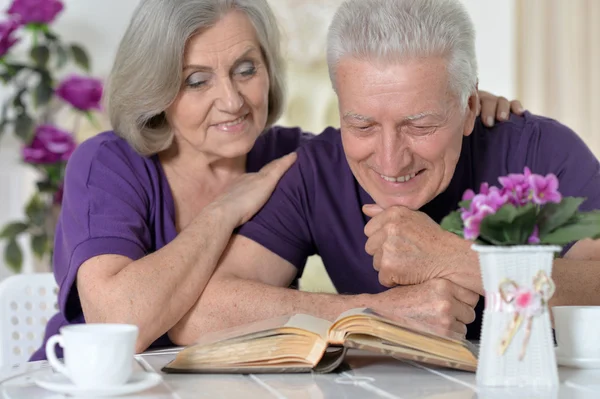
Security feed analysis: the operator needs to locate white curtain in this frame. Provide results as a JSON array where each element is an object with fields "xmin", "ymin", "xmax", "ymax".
[{"xmin": 516, "ymin": 0, "xmax": 600, "ymax": 156}]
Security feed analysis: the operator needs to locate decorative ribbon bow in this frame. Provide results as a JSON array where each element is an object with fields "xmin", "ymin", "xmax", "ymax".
[{"xmin": 497, "ymin": 270, "xmax": 555, "ymax": 360}]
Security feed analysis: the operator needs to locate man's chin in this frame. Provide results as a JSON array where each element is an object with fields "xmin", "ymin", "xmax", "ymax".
[{"xmin": 372, "ymin": 196, "xmax": 425, "ymax": 211}]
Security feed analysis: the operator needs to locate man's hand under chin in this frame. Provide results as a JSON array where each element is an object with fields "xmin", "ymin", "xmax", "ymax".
[{"xmin": 362, "ymin": 204, "xmax": 484, "ymax": 295}]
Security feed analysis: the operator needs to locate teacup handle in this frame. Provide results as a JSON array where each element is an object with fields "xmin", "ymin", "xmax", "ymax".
[{"xmin": 45, "ymin": 335, "xmax": 69, "ymax": 378}]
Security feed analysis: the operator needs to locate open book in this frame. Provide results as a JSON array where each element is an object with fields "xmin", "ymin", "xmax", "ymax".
[{"xmin": 162, "ymin": 308, "xmax": 478, "ymax": 374}]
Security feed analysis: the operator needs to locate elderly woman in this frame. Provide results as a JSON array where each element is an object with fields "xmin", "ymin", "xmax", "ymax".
[{"xmin": 31, "ymin": 0, "xmax": 520, "ymax": 360}]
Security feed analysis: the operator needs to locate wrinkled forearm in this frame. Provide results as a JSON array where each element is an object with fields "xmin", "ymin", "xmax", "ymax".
[
  {"xmin": 168, "ymin": 275, "xmax": 371, "ymax": 346},
  {"xmin": 83, "ymin": 204, "xmax": 237, "ymax": 353}
]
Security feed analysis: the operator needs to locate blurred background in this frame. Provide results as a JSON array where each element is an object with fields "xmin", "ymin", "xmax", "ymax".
[{"xmin": 0, "ymin": 0, "xmax": 598, "ymax": 290}]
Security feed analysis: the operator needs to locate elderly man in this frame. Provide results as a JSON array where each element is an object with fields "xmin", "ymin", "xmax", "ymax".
[{"xmin": 169, "ymin": 0, "xmax": 600, "ymax": 344}]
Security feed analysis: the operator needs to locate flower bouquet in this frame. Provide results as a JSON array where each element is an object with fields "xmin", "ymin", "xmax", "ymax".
[
  {"xmin": 441, "ymin": 168, "xmax": 600, "ymax": 387},
  {"xmin": 0, "ymin": 0, "xmax": 103, "ymax": 273}
]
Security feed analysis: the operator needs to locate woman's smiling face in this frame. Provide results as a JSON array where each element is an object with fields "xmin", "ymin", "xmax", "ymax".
[{"xmin": 165, "ymin": 10, "xmax": 270, "ymax": 160}]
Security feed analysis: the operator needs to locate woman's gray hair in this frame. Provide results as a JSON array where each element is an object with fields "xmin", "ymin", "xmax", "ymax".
[
  {"xmin": 327, "ymin": 0, "xmax": 478, "ymax": 108},
  {"xmin": 106, "ymin": 0, "xmax": 285, "ymax": 156}
]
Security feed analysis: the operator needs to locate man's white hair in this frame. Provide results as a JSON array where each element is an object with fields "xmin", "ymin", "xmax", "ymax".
[{"xmin": 327, "ymin": 0, "xmax": 478, "ymax": 108}]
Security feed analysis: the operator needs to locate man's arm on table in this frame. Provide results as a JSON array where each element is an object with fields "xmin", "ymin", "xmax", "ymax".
[
  {"xmin": 169, "ymin": 234, "xmax": 479, "ymax": 345},
  {"xmin": 167, "ymin": 234, "xmax": 371, "ymax": 345},
  {"xmin": 551, "ymin": 239, "xmax": 600, "ymax": 307}
]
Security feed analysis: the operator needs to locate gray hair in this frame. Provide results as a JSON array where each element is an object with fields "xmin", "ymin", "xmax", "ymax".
[
  {"xmin": 327, "ymin": 0, "xmax": 478, "ymax": 108},
  {"xmin": 106, "ymin": 0, "xmax": 285, "ymax": 156}
]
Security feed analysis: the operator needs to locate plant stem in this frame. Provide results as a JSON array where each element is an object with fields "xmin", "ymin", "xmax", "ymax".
[
  {"xmin": 32, "ymin": 27, "xmax": 38, "ymax": 49},
  {"xmin": 73, "ymin": 113, "xmax": 81, "ymax": 136}
]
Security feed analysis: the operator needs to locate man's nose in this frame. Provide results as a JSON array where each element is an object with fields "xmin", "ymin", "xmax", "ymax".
[
  {"xmin": 215, "ymin": 79, "xmax": 244, "ymax": 113},
  {"xmin": 377, "ymin": 130, "xmax": 412, "ymax": 173}
]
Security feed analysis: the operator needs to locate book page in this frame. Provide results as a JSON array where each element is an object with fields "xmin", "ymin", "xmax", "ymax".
[
  {"xmin": 344, "ymin": 334, "xmax": 477, "ymax": 372},
  {"xmin": 283, "ymin": 314, "xmax": 332, "ymax": 340},
  {"xmin": 190, "ymin": 315, "xmax": 297, "ymax": 348},
  {"xmin": 333, "ymin": 308, "xmax": 469, "ymax": 344}
]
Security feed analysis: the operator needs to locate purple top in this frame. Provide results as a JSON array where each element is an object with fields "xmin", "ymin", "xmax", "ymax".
[
  {"xmin": 31, "ymin": 126, "xmax": 311, "ymax": 361},
  {"xmin": 238, "ymin": 113, "xmax": 600, "ymax": 340}
]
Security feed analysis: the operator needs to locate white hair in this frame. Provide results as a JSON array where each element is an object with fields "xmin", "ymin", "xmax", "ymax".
[
  {"xmin": 106, "ymin": 0, "xmax": 285, "ymax": 156},
  {"xmin": 327, "ymin": 0, "xmax": 478, "ymax": 108}
]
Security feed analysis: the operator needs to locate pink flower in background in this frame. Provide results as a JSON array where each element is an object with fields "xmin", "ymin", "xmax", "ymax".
[
  {"xmin": 0, "ymin": 19, "xmax": 20, "ymax": 58},
  {"xmin": 7, "ymin": 0, "xmax": 63, "ymax": 25},
  {"xmin": 56, "ymin": 75, "xmax": 103, "ymax": 111},
  {"xmin": 53, "ymin": 184, "xmax": 63, "ymax": 204},
  {"xmin": 22, "ymin": 125, "xmax": 76, "ymax": 164},
  {"xmin": 529, "ymin": 173, "xmax": 562, "ymax": 205}
]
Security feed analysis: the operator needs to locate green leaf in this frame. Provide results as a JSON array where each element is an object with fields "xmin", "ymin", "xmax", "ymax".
[
  {"xmin": 36, "ymin": 180, "xmax": 58, "ymax": 193},
  {"xmin": 30, "ymin": 45, "xmax": 50, "ymax": 67},
  {"xmin": 34, "ymin": 78, "xmax": 54, "ymax": 107},
  {"xmin": 0, "ymin": 102, "xmax": 9, "ymax": 138},
  {"xmin": 12, "ymin": 88, "xmax": 27, "ymax": 109},
  {"xmin": 3, "ymin": 63, "xmax": 26, "ymax": 78},
  {"xmin": 0, "ymin": 72, "xmax": 11, "ymax": 83},
  {"xmin": 541, "ymin": 211, "xmax": 600, "ymax": 245},
  {"xmin": 4, "ymin": 239, "xmax": 23, "ymax": 273},
  {"xmin": 14, "ymin": 112, "xmax": 35, "ymax": 141},
  {"xmin": 70, "ymin": 44, "xmax": 90, "ymax": 71},
  {"xmin": 31, "ymin": 233, "xmax": 48, "ymax": 259},
  {"xmin": 440, "ymin": 211, "xmax": 464, "ymax": 237},
  {"xmin": 55, "ymin": 45, "xmax": 68, "ymax": 69},
  {"xmin": 479, "ymin": 203, "xmax": 537, "ymax": 245},
  {"xmin": 458, "ymin": 200, "xmax": 472, "ymax": 210},
  {"xmin": 538, "ymin": 197, "xmax": 585, "ymax": 238},
  {"xmin": 43, "ymin": 30, "xmax": 59, "ymax": 42},
  {"xmin": 0, "ymin": 222, "xmax": 29, "ymax": 239},
  {"xmin": 26, "ymin": 194, "xmax": 47, "ymax": 227}
]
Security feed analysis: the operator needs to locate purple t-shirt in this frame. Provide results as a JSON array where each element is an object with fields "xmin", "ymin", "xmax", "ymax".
[
  {"xmin": 238, "ymin": 113, "xmax": 600, "ymax": 340},
  {"xmin": 30, "ymin": 126, "xmax": 311, "ymax": 361}
]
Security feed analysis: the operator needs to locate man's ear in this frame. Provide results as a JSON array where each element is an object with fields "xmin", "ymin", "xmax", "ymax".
[{"xmin": 463, "ymin": 89, "xmax": 478, "ymax": 137}]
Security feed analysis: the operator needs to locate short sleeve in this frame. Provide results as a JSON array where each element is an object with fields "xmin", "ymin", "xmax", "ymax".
[
  {"xmin": 54, "ymin": 138, "xmax": 153, "ymax": 320},
  {"xmin": 526, "ymin": 118, "xmax": 600, "ymax": 211},
  {"xmin": 519, "ymin": 117, "xmax": 600, "ymax": 255},
  {"xmin": 237, "ymin": 146, "xmax": 317, "ymax": 273}
]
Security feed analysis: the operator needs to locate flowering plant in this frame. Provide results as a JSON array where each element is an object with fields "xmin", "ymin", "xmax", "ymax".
[
  {"xmin": 441, "ymin": 167, "xmax": 600, "ymax": 246},
  {"xmin": 0, "ymin": 0, "xmax": 103, "ymax": 272}
]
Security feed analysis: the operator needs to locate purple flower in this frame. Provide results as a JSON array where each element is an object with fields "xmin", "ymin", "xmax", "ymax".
[
  {"xmin": 7, "ymin": 0, "xmax": 63, "ymax": 25},
  {"xmin": 462, "ymin": 189, "xmax": 475, "ymax": 202},
  {"xmin": 22, "ymin": 125, "xmax": 76, "ymax": 164},
  {"xmin": 461, "ymin": 187, "xmax": 509, "ymax": 240},
  {"xmin": 499, "ymin": 167, "xmax": 532, "ymax": 206},
  {"xmin": 0, "ymin": 19, "xmax": 20, "ymax": 58},
  {"xmin": 528, "ymin": 226, "xmax": 540, "ymax": 244},
  {"xmin": 53, "ymin": 184, "xmax": 63, "ymax": 204},
  {"xmin": 529, "ymin": 173, "xmax": 562, "ymax": 205},
  {"xmin": 56, "ymin": 75, "xmax": 103, "ymax": 111}
]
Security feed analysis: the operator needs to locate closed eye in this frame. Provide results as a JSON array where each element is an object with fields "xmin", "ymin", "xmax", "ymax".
[
  {"xmin": 410, "ymin": 125, "xmax": 436, "ymax": 134},
  {"xmin": 234, "ymin": 61, "xmax": 257, "ymax": 79},
  {"xmin": 185, "ymin": 71, "xmax": 211, "ymax": 89}
]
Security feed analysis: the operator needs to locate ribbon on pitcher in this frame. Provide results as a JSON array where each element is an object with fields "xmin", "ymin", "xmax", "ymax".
[{"xmin": 494, "ymin": 270, "xmax": 555, "ymax": 361}]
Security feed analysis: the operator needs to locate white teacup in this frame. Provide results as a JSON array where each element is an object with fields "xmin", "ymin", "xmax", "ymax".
[
  {"xmin": 45, "ymin": 324, "xmax": 138, "ymax": 389},
  {"xmin": 552, "ymin": 306, "xmax": 600, "ymax": 359}
]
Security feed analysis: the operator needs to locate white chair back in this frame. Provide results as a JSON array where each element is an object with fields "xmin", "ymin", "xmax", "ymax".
[{"xmin": 0, "ymin": 273, "xmax": 58, "ymax": 368}]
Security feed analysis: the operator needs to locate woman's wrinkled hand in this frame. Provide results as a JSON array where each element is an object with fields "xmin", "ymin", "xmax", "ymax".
[
  {"xmin": 213, "ymin": 152, "xmax": 298, "ymax": 227},
  {"xmin": 478, "ymin": 90, "xmax": 525, "ymax": 127}
]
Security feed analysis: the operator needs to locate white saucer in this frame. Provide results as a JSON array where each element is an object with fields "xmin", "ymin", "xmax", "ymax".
[
  {"xmin": 556, "ymin": 348, "xmax": 600, "ymax": 369},
  {"xmin": 33, "ymin": 371, "xmax": 162, "ymax": 397}
]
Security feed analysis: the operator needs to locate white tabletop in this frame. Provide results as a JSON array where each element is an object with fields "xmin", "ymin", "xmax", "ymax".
[{"xmin": 1, "ymin": 348, "xmax": 599, "ymax": 398}]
